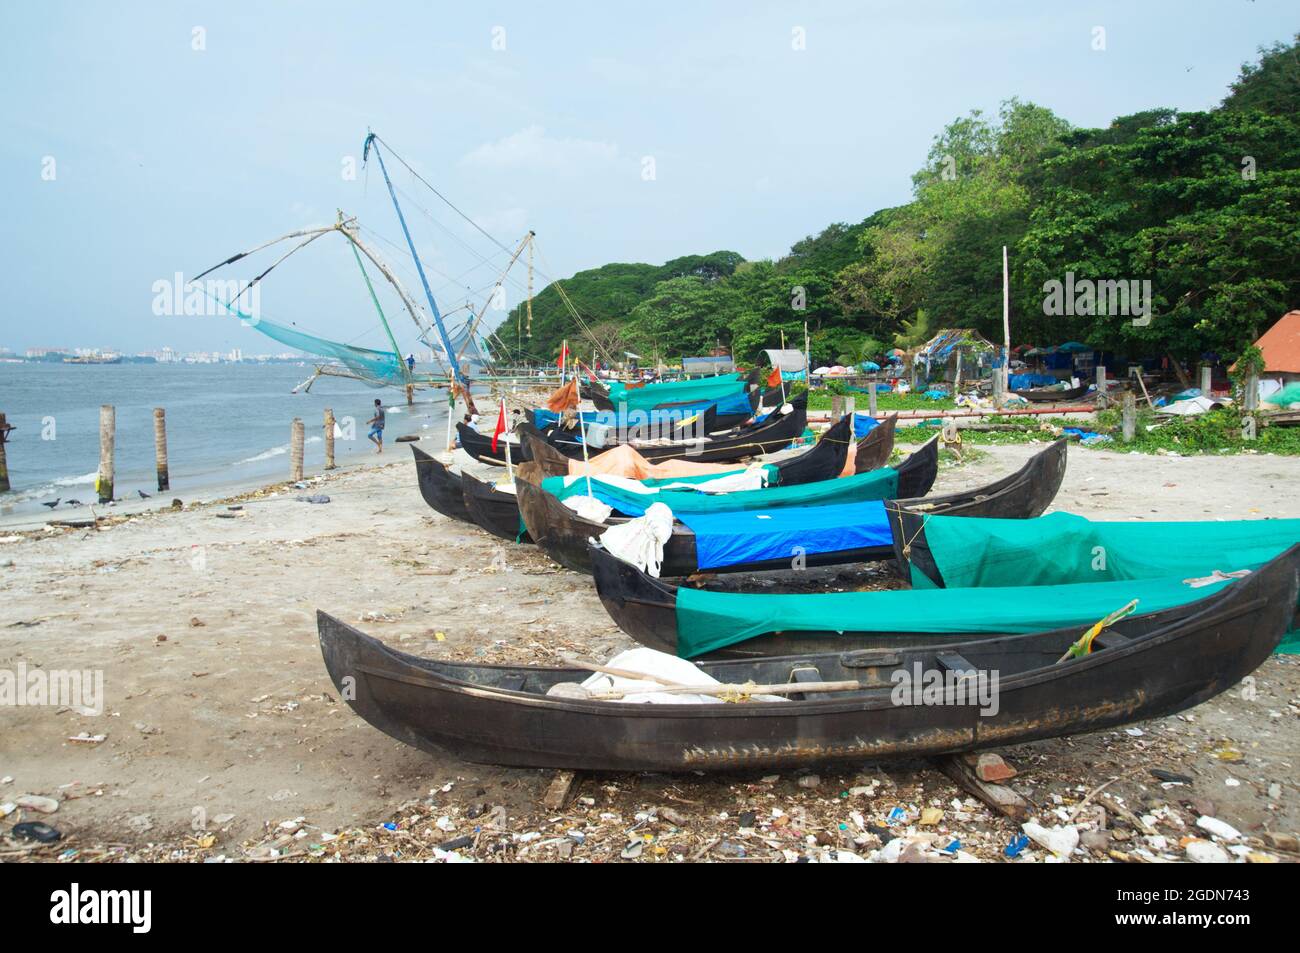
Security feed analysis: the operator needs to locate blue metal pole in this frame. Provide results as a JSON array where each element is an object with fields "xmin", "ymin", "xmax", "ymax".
[{"xmin": 363, "ymin": 133, "xmax": 465, "ymax": 388}]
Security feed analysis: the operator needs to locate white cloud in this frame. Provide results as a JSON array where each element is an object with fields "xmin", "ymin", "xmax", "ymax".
[{"xmin": 460, "ymin": 125, "xmax": 618, "ymax": 173}]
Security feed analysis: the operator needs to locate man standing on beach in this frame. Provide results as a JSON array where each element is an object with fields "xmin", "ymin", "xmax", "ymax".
[{"xmin": 367, "ymin": 399, "xmax": 386, "ymax": 454}]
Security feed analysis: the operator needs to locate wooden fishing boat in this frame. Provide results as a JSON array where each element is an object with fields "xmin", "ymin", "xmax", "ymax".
[
  {"xmin": 410, "ymin": 444, "xmax": 473, "ymax": 523},
  {"xmin": 890, "ymin": 509, "xmax": 1300, "ymax": 593},
  {"xmin": 516, "ymin": 437, "xmax": 943, "ymax": 576},
  {"xmin": 522, "ymin": 413, "xmax": 855, "ymax": 486},
  {"xmin": 459, "ymin": 471, "xmax": 530, "ymax": 543},
  {"xmin": 589, "ymin": 369, "xmax": 761, "ymax": 412},
  {"xmin": 316, "ymin": 544, "xmax": 1298, "ymax": 770},
  {"xmin": 526, "ymin": 392, "xmax": 760, "ymax": 434},
  {"xmin": 455, "ymin": 421, "xmax": 537, "ymax": 466},
  {"xmin": 884, "ymin": 438, "xmax": 1068, "ymax": 578},
  {"xmin": 550, "ymin": 396, "xmax": 798, "ymax": 463},
  {"xmin": 590, "ymin": 537, "xmax": 1298, "ymax": 661},
  {"xmin": 854, "ymin": 414, "xmax": 897, "ymax": 474},
  {"xmin": 473, "ymin": 392, "xmax": 806, "ymax": 465},
  {"xmin": 1012, "ymin": 383, "xmax": 1090, "ymax": 403},
  {"xmin": 652, "ymin": 388, "xmax": 762, "ymax": 430},
  {"xmin": 458, "ymin": 404, "xmax": 737, "ymax": 465}
]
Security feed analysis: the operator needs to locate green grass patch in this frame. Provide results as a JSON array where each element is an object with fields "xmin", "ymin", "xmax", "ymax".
[{"xmin": 809, "ymin": 390, "xmax": 956, "ymax": 412}]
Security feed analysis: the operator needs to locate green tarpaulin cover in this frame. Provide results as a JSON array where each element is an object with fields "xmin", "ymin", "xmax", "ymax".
[
  {"xmin": 675, "ymin": 574, "xmax": 1236, "ymax": 659},
  {"xmin": 915, "ymin": 512, "xmax": 1300, "ymax": 653},
  {"xmin": 542, "ymin": 465, "xmax": 899, "ymax": 516},
  {"xmin": 919, "ymin": 512, "xmax": 1300, "ymax": 587},
  {"xmin": 607, "ymin": 373, "xmax": 746, "ymax": 412}
]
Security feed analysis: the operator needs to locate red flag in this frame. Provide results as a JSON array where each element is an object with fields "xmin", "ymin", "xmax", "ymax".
[
  {"xmin": 490, "ymin": 399, "xmax": 506, "ymax": 453},
  {"xmin": 555, "ymin": 344, "xmax": 570, "ymax": 368},
  {"xmin": 767, "ymin": 366, "xmax": 782, "ymax": 388}
]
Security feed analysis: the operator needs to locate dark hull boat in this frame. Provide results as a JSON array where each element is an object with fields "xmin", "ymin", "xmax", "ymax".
[
  {"xmin": 1013, "ymin": 383, "xmax": 1090, "ymax": 403},
  {"xmin": 516, "ymin": 437, "xmax": 943, "ymax": 577},
  {"xmin": 316, "ymin": 546, "xmax": 1298, "ymax": 771},
  {"xmin": 653, "ymin": 388, "xmax": 762, "ymax": 430},
  {"xmin": 455, "ymin": 422, "xmax": 536, "ymax": 466},
  {"xmin": 527, "ymin": 388, "xmax": 763, "ymax": 434},
  {"xmin": 884, "ymin": 437, "xmax": 1068, "ymax": 567},
  {"xmin": 447, "ymin": 414, "xmax": 861, "ymax": 549},
  {"xmin": 459, "ymin": 471, "xmax": 530, "ymax": 543},
  {"xmin": 854, "ymin": 414, "xmax": 897, "ymax": 474},
  {"xmin": 411, "ymin": 444, "xmax": 473, "ymax": 523},
  {"xmin": 591, "ymin": 538, "xmax": 1298, "ymax": 660},
  {"xmin": 542, "ymin": 395, "xmax": 805, "ymax": 465},
  {"xmin": 588, "ymin": 369, "xmax": 761, "ymax": 413},
  {"xmin": 523, "ymin": 413, "xmax": 856, "ymax": 486}
]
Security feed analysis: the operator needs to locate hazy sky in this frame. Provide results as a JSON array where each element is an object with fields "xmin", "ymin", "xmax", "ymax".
[{"xmin": 1, "ymin": 1, "xmax": 1293, "ymax": 355}]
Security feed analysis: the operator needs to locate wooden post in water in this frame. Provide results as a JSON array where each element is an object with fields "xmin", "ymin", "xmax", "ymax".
[
  {"xmin": 1200, "ymin": 365, "xmax": 1212, "ymax": 395},
  {"xmin": 867, "ymin": 381, "xmax": 877, "ymax": 417},
  {"xmin": 323, "ymin": 408, "xmax": 336, "ymax": 470},
  {"xmin": 1121, "ymin": 392, "xmax": 1136, "ymax": 444},
  {"xmin": 1094, "ymin": 365, "xmax": 1107, "ymax": 409},
  {"xmin": 290, "ymin": 418, "xmax": 305, "ymax": 481},
  {"xmin": 405, "ymin": 383, "xmax": 414, "ymax": 406},
  {"xmin": 0, "ymin": 413, "xmax": 10, "ymax": 493},
  {"xmin": 98, "ymin": 405, "xmax": 115, "ymax": 503},
  {"xmin": 153, "ymin": 408, "xmax": 170, "ymax": 492}
]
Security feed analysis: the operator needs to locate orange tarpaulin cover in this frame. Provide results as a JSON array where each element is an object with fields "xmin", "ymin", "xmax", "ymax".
[
  {"xmin": 565, "ymin": 443, "xmax": 744, "ymax": 480},
  {"xmin": 545, "ymin": 379, "xmax": 579, "ymax": 412}
]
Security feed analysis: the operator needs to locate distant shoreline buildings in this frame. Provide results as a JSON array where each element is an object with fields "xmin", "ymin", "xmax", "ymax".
[{"xmin": 6, "ymin": 346, "xmax": 305, "ymax": 364}]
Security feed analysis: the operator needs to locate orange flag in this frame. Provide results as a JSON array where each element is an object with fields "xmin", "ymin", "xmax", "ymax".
[{"xmin": 767, "ymin": 366, "xmax": 782, "ymax": 388}]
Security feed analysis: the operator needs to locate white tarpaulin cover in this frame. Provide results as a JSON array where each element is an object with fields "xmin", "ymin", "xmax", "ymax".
[
  {"xmin": 545, "ymin": 647, "xmax": 789, "ymax": 704},
  {"xmin": 598, "ymin": 502, "xmax": 674, "ymax": 576},
  {"xmin": 764, "ymin": 348, "xmax": 808, "ymax": 372}
]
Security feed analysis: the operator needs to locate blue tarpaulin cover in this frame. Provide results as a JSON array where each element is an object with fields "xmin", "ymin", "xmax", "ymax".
[
  {"xmin": 1009, "ymin": 373, "xmax": 1057, "ymax": 390},
  {"xmin": 678, "ymin": 500, "xmax": 892, "ymax": 570},
  {"xmin": 853, "ymin": 414, "xmax": 881, "ymax": 439}
]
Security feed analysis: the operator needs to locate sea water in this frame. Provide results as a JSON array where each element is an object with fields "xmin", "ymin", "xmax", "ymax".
[{"xmin": 0, "ymin": 362, "xmax": 455, "ymax": 520}]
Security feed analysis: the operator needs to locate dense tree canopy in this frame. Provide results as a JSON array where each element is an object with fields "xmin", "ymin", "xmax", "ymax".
[{"xmin": 502, "ymin": 37, "xmax": 1299, "ymax": 369}]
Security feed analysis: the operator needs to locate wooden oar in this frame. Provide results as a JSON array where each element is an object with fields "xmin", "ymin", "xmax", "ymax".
[{"xmin": 558, "ymin": 657, "xmax": 688, "ymax": 688}]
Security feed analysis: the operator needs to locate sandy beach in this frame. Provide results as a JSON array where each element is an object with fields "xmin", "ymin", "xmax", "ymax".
[{"xmin": 1, "ymin": 439, "xmax": 1297, "ymax": 862}]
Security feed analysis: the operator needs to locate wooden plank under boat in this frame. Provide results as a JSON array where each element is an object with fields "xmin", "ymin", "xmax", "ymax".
[
  {"xmin": 316, "ymin": 544, "xmax": 1298, "ymax": 770},
  {"xmin": 516, "ymin": 436, "xmax": 954, "ymax": 576}
]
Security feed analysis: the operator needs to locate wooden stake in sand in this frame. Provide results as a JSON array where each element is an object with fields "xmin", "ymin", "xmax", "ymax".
[
  {"xmin": 0, "ymin": 413, "xmax": 11, "ymax": 493},
  {"xmin": 290, "ymin": 418, "xmax": 305, "ymax": 481},
  {"xmin": 153, "ymin": 408, "xmax": 169, "ymax": 492},
  {"xmin": 1122, "ymin": 392, "xmax": 1136, "ymax": 443},
  {"xmin": 323, "ymin": 408, "xmax": 336, "ymax": 470},
  {"xmin": 97, "ymin": 404, "xmax": 115, "ymax": 503}
]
